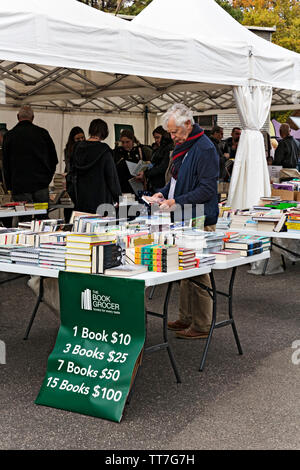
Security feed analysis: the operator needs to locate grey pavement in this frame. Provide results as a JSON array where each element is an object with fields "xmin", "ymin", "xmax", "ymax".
[{"xmin": 0, "ymin": 262, "xmax": 300, "ymax": 450}]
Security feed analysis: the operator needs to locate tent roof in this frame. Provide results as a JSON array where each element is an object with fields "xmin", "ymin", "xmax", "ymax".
[{"xmin": 0, "ymin": 0, "xmax": 299, "ymax": 115}]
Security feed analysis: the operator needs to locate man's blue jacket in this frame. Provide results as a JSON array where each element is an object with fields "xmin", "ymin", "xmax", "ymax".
[{"xmin": 160, "ymin": 133, "xmax": 219, "ymax": 226}]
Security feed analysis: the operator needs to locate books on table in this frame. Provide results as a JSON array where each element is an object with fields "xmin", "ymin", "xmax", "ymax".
[
  {"xmin": 134, "ymin": 245, "xmax": 179, "ymax": 273},
  {"xmin": 104, "ymin": 264, "xmax": 148, "ymax": 277},
  {"xmin": 224, "ymin": 237, "xmax": 264, "ymax": 257},
  {"xmin": 213, "ymin": 250, "xmax": 241, "ymax": 261},
  {"xmin": 178, "ymin": 248, "xmax": 197, "ymax": 270}
]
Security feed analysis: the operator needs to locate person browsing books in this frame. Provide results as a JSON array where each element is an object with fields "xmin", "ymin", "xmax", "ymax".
[
  {"xmin": 135, "ymin": 126, "xmax": 173, "ymax": 192},
  {"xmin": 67, "ymin": 119, "xmax": 121, "ymax": 213},
  {"xmin": 113, "ymin": 129, "xmax": 152, "ymax": 194},
  {"xmin": 144, "ymin": 103, "xmax": 219, "ymax": 340}
]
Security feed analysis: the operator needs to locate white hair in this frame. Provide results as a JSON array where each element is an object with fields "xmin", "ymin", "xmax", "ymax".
[{"xmin": 162, "ymin": 103, "xmax": 195, "ymax": 130}]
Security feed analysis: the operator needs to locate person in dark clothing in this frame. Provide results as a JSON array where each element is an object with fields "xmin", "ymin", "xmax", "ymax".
[
  {"xmin": 273, "ymin": 123, "xmax": 300, "ymax": 168},
  {"xmin": 64, "ymin": 126, "xmax": 85, "ymax": 173},
  {"xmin": 68, "ymin": 119, "xmax": 121, "ymax": 213},
  {"xmin": 209, "ymin": 125, "xmax": 226, "ymax": 180},
  {"xmin": 222, "ymin": 127, "xmax": 241, "ymax": 181},
  {"xmin": 144, "ymin": 104, "xmax": 219, "ymax": 340},
  {"xmin": 2, "ymin": 105, "xmax": 58, "ymax": 203},
  {"xmin": 113, "ymin": 129, "xmax": 151, "ymax": 194},
  {"xmin": 136, "ymin": 126, "xmax": 173, "ymax": 192},
  {"xmin": 0, "ymin": 126, "xmax": 8, "ymax": 188},
  {"xmin": 223, "ymin": 127, "xmax": 241, "ymax": 159}
]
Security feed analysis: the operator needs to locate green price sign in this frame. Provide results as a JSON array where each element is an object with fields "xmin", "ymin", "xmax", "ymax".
[{"xmin": 36, "ymin": 272, "xmax": 145, "ymax": 422}]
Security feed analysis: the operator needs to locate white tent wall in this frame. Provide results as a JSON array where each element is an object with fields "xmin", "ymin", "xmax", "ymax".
[{"xmin": 0, "ymin": 107, "xmax": 155, "ymax": 173}]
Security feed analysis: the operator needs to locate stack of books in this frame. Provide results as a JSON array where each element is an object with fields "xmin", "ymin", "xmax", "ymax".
[
  {"xmin": 0, "ymin": 245, "xmax": 15, "ymax": 264},
  {"xmin": 197, "ymin": 254, "xmax": 216, "ymax": 266},
  {"xmin": 65, "ymin": 233, "xmax": 120, "ymax": 274},
  {"xmin": 178, "ymin": 248, "xmax": 197, "ymax": 270},
  {"xmin": 10, "ymin": 247, "xmax": 40, "ymax": 266},
  {"xmin": 285, "ymin": 212, "xmax": 300, "ymax": 233},
  {"xmin": 216, "ymin": 217, "xmax": 231, "ymax": 231},
  {"xmin": 251, "ymin": 209, "xmax": 282, "ymax": 231},
  {"xmin": 39, "ymin": 242, "xmax": 67, "ymax": 270},
  {"xmin": 134, "ymin": 245, "xmax": 179, "ymax": 272},
  {"xmin": 239, "ymin": 235, "xmax": 271, "ymax": 251},
  {"xmin": 212, "ymin": 250, "xmax": 241, "ymax": 262},
  {"xmin": 224, "ymin": 237, "xmax": 263, "ymax": 257}
]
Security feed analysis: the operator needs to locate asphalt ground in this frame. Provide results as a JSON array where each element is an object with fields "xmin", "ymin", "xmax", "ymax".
[{"xmin": 0, "ymin": 262, "xmax": 300, "ymax": 450}]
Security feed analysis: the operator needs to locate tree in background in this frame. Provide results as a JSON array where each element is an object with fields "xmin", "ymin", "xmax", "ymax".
[
  {"xmin": 233, "ymin": 0, "xmax": 300, "ymax": 53},
  {"xmin": 215, "ymin": 1, "xmax": 243, "ymax": 22}
]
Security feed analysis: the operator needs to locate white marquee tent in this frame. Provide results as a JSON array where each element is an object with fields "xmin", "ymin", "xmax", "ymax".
[{"xmin": 0, "ymin": 0, "xmax": 299, "ymax": 208}]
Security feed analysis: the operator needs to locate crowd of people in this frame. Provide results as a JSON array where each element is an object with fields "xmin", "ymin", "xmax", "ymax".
[{"xmin": 1, "ymin": 105, "xmax": 300, "ymax": 217}]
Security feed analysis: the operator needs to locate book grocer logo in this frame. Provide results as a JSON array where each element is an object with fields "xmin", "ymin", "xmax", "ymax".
[{"xmin": 81, "ymin": 289, "xmax": 120, "ymax": 315}]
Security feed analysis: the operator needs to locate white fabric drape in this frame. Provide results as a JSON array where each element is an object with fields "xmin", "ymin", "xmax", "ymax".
[{"xmin": 228, "ymin": 85, "xmax": 272, "ymax": 209}]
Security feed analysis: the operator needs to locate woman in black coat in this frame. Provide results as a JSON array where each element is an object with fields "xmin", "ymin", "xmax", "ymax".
[{"xmin": 68, "ymin": 119, "xmax": 121, "ymax": 214}]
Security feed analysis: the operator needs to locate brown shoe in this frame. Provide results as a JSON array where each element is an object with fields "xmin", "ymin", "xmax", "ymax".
[
  {"xmin": 168, "ymin": 320, "xmax": 191, "ymax": 331},
  {"xmin": 176, "ymin": 327, "xmax": 209, "ymax": 339}
]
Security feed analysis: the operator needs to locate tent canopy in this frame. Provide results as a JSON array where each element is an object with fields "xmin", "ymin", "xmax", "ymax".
[{"xmin": 0, "ymin": 0, "xmax": 299, "ymax": 115}]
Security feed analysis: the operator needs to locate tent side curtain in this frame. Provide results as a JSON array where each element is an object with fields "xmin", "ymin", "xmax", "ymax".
[{"xmin": 228, "ymin": 86, "xmax": 272, "ymax": 209}]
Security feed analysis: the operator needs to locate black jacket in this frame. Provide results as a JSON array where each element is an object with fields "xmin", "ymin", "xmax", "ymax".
[
  {"xmin": 70, "ymin": 141, "xmax": 121, "ymax": 213},
  {"xmin": 2, "ymin": 120, "xmax": 58, "ymax": 194},
  {"xmin": 273, "ymin": 136, "xmax": 300, "ymax": 168},
  {"xmin": 209, "ymin": 136, "xmax": 226, "ymax": 179},
  {"xmin": 145, "ymin": 136, "xmax": 173, "ymax": 192}
]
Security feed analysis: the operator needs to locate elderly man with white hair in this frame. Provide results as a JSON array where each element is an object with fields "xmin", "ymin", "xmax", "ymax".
[{"xmin": 145, "ymin": 103, "xmax": 219, "ymax": 339}]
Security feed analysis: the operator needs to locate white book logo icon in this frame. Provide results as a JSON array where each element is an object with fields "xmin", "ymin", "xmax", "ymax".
[{"xmin": 81, "ymin": 289, "xmax": 92, "ymax": 311}]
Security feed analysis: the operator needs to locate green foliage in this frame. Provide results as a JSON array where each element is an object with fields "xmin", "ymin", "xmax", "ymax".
[
  {"xmin": 233, "ymin": 0, "xmax": 300, "ymax": 53},
  {"xmin": 215, "ymin": 1, "xmax": 244, "ymax": 23},
  {"xmin": 271, "ymin": 110, "xmax": 294, "ymax": 123}
]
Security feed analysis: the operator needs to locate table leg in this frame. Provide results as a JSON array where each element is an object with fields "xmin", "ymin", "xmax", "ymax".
[
  {"xmin": 23, "ymin": 277, "xmax": 44, "ymax": 340},
  {"xmin": 198, "ymin": 267, "xmax": 243, "ymax": 371},
  {"xmin": 146, "ymin": 282, "xmax": 181, "ymax": 384}
]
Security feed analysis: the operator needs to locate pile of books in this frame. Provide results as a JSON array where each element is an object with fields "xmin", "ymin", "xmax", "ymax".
[
  {"xmin": 65, "ymin": 233, "xmax": 120, "ymax": 274},
  {"xmin": 178, "ymin": 248, "xmax": 197, "ymax": 270},
  {"xmin": 212, "ymin": 250, "xmax": 241, "ymax": 262},
  {"xmin": 224, "ymin": 237, "xmax": 263, "ymax": 257},
  {"xmin": 134, "ymin": 245, "xmax": 179, "ymax": 272},
  {"xmin": 251, "ymin": 209, "xmax": 282, "ymax": 232},
  {"xmin": 286, "ymin": 212, "xmax": 300, "ymax": 233},
  {"xmin": 197, "ymin": 254, "xmax": 216, "ymax": 266},
  {"xmin": 0, "ymin": 245, "xmax": 15, "ymax": 264},
  {"xmin": 10, "ymin": 247, "xmax": 40, "ymax": 266},
  {"xmin": 39, "ymin": 242, "xmax": 67, "ymax": 270},
  {"xmin": 216, "ymin": 217, "xmax": 231, "ymax": 231}
]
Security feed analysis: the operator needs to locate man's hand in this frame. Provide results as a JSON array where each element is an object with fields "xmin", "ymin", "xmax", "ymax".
[
  {"xmin": 143, "ymin": 192, "xmax": 165, "ymax": 204},
  {"xmin": 158, "ymin": 198, "xmax": 176, "ymax": 211}
]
